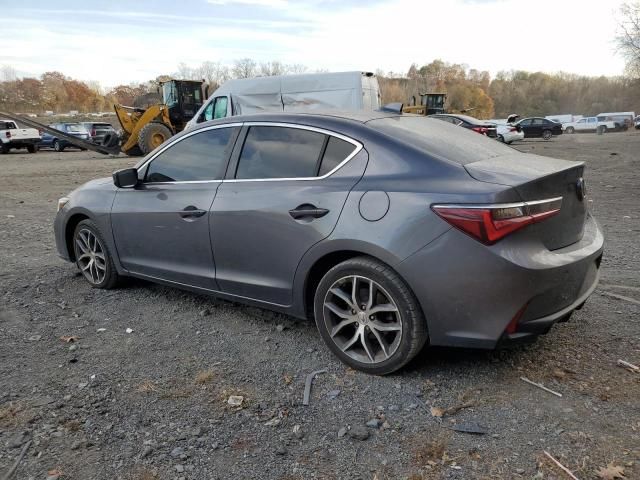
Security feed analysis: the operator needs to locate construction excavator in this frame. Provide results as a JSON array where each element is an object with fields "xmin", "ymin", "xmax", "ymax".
[{"xmin": 0, "ymin": 79, "xmax": 208, "ymax": 157}]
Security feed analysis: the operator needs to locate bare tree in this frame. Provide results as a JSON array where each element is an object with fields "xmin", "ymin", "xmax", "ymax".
[
  {"xmin": 1, "ymin": 65, "xmax": 17, "ymax": 82},
  {"xmin": 232, "ymin": 58, "xmax": 257, "ymax": 79},
  {"xmin": 259, "ymin": 61, "xmax": 286, "ymax": 76},
  {"xmin": 198, "ymin": 61, "xmax": 231, "ymax": 89},
  {"xmin": 617, "ymin": 2, "xmax": 640, "ymax": 77}
]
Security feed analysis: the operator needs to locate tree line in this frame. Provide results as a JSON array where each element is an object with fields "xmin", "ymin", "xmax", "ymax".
[{"xmin": 2, "ymin": 58, "xmax": 639, "ymax": 120}]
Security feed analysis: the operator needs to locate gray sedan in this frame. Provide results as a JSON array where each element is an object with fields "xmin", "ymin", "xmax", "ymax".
[{"xmin": 54, "ymin": 112, "xmax": 604, "ymax": 375}]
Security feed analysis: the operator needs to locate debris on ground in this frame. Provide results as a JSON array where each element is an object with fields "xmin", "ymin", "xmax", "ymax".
[
  {"xmin": 302, "ymin": 369, "xmax": 327, "ymax": 406},
  {"xmin": 543, "ymin": 451, "xmax": 579, "ymax": 480},
  {"xmin": 451, "ymin": 422, "xmax": 487, "ymax": 435},
  {"xmin": 125, "ymin": 328, "xmax": 134, "ymax": 334},
  {"xmin": 596, "ymin": 462, "xmax": 626, "ymax": 479},
  {"xmin": 521, "ymin": 377, "xmax": 563, "ymax": 397},
  {"xmin": 617, "ymin": 359, "xmax": 639, "ymax": 373},
  {"xmin": 348, "ymin": 425, "xmax": 370, "ymax": 441},
  {"xmin": 59, "ymin": 335, "xmax": 79, "ymax": 343},
  {"xmin": 227, "ymin": 395, "xmax": 244, "ymax": 407}
]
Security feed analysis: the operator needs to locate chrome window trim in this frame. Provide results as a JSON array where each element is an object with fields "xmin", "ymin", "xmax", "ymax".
[
  {"xmin": 138, "ymin": 123, "xmax": 243, "ymax": 185},
  {"xmin": 432, "ymin": 196, "xmax": 563, "ymax": 210},
  {"xmin": 136, "ymin": 121, "xmax": 363, "ymax": 186},
  {"xmin": 225, "ymin": 122, "xmax": 363, "ymax": 183}
]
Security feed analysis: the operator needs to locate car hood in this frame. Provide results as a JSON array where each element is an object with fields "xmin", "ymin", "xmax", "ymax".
[{"xmin": 69, "ymin": 177, "xmax": 114, "ymax": 195}]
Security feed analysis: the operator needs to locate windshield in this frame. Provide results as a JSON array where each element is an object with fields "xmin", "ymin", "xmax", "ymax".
[
  {"xmin": 368, "ymin": 116, "xmax": 513, "ymax": 165},
  {"xmin": 162, "ymin": 82, "xmax": 178, "ymax": 107},
  {"xmin": 66, "ymin": 124, "xmax": 87, "ymax": 133}
]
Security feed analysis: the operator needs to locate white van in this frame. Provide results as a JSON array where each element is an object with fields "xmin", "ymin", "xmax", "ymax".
[{"xmin": 186, "ymin": 71, "xmax": 381, "ymax": 130}]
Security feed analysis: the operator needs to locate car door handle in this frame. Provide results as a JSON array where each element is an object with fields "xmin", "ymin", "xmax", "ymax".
[
  {"xmin": 288, "ymin": 204, "xmax": 330, "ymax": 220},
  {"xmin": 179, "ymin": 206, "xmax": 207, "ymax": 218}
]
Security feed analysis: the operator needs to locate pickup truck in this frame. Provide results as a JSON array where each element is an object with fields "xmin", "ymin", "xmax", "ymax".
[
  {"xmin": 563, "ymin": 116, "xmax": 616, "ymax": 134},
  {"xmin": 1, "ymin": 120, "xmax": 40, "ymax": 153}
]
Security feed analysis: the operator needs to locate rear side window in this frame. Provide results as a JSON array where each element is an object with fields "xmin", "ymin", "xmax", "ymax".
[
  {"xmin": 145, "ymin": 127, "xmax": 236, "ymax": 182},
  {"xmin": 318, "ymin": 136, "xmax": 356, "ymax": 176},
  {"xmin": 235, "ymin": 126, "xmax": 326, "ymax": 179}
]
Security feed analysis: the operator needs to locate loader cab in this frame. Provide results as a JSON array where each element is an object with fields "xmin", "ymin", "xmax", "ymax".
[
  {"xmin": 160, "ymin": 80, "xmax": 205, "ymax": 131},
  {"xmin": 421, "ymin": 93, "xmax": 446, "ymax": 115}
]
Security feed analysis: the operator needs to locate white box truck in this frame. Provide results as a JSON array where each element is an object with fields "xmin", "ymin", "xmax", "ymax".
[{"xmin": 186, "ymin": 71, "xmax": 381, "ymax": 130}]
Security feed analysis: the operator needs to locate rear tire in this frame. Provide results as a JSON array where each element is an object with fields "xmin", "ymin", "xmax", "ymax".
[
  {"xmin": 27, "ymin": 144, "xmax": 37, "ymax": 153},
  {"xmin": 137, "ymin": 122, "xmax": 172, "ymax": 155},
  {"xmin": 1, "ymin": 144, "xmax": 9, "ymax": 154},
  {"xmin": 542, "ymin": 129, "xmax": 552, "ymax": 140},
  {"xmin": 313, "ymin": 256, "xmax": 428, "ymax": 375},
  {"xmin": 497, "ymin": 135, "xmax": 505, "ymax": 143},
  {"xmin": 72, "ymin": 219, "xmax": 120, "ymax": 289}
]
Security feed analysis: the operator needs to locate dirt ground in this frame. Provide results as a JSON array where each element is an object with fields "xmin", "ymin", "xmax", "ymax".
[{"xmin": 0, "ymin": 132, "xmax": 639, "ymax": 480}]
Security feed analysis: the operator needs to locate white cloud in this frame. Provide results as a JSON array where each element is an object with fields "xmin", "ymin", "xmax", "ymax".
[{"xmin": 0, "ymin": 0, "xmax": 627, "ymax": 87}]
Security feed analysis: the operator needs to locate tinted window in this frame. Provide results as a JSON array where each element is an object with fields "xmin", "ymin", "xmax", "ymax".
[
  {"xmin": 519, "ymin": 119, "xmax": 532, "ymax": 126},
  {"xmin": 145, "ymin": 127, "xmax": 236, "ymax": 182},
  {"xmin": 319, "ymin": 136, "xmax": 357, "ymax": 176},
  {"xmin": 236, "ymin": 126, "xmax": 325, "ymax": 179},
  {"xmin": 532, "ymin": 118, "xmax": 544, "ymax": 125}
]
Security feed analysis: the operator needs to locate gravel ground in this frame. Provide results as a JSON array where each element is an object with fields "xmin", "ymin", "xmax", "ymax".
[{"xmin": 0, "ymin": 132, "xmax": 639, "ymax": 480}]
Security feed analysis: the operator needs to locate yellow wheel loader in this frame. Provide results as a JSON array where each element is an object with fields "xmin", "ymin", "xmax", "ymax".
[
  {"xmin": 402, "ymin": 93, "xmax": 447, "ymax": 116},
  {"xmin": 112, "ymin": 79, "xmax": 208, "ymax": 156}
]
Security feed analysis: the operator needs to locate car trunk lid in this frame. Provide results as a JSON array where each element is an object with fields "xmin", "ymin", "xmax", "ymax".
[{"xmin": 464, "ymin": 153, "xmax": 587, "ymax": 250}]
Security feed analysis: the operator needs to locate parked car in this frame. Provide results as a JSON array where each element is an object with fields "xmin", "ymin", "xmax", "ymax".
[
  {"xmin": 428, "ymin": 113, "xmax": 498, "ymax": 137},
  {"xmin": 54, "ymin": 112, "xmax": 603, "ymax": 375},
  {"xmin": 635, "ymin": 115, "xmax": 640, "ymax": 129},
  {"xmin": 40, "ymin": 123, "xmax": 90, "ymax": 151},
  {"xmin": 0, "ymin": 119, "xmax": 40, "ymax": 154},
  {"xmin": 495, "ymin": 113, "xmax": 524, "ymax": 144},
  {"xmin": 563, "ymin": 116, "xmax": 616, "ymax": 134},
  {"xmin": 81, "ymin": 122, "xmax": 117, "ymax": 145},
  {"xmin": 517, "ymin": 117, "xmax": 563, "ymax": 140}
]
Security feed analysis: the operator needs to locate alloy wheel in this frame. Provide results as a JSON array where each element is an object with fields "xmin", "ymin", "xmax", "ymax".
[
  {"xmin": 323, "ymin": 275, "xmax": 402, "ymax": 364},
  {"xmin": 74, "ymin": 228, "xmax": 107, "ymax": 285}
]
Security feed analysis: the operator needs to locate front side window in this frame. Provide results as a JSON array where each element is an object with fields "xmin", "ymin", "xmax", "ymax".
[
  {"xmin": 235, "ymin": 126, "xmax": 326, "ymax": 179},
  {"xmin": 588, "ymin": 118, "xmax": 597, "ymax": 123},
  {"xmin": 213, "ymin": 97, "xmax": 228, "ymax": 119},
  {"xmin": 145, "ymin": 127, "xmax": 236, "ymax": 182},
  {"xmin": 519, "ymin": 119, "xmax": 532, "ymax": 126}
]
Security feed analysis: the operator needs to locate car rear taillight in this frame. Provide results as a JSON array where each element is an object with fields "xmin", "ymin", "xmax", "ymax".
[
  {"xmin": 91, "ymin": 128, "xmax": 96, "ymax": 136},
  {"xmin": 5, "ymin": 131, "xmax": 10, "ymax": 138},
  {"xmin": 509, "ymin": 127, "xmax": 517, "ymax": 132},
  {"xmin": 432, "ymin": 197, "xmax": 563, "ymax": 245},
  {"xmin": 471, "ymin": 127, "xmax": 488, "ymax": 135}
]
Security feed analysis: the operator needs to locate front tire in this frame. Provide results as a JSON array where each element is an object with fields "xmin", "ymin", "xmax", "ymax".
[
  {"xmin": 54, "ymin": 140, "xmax": 64, "ymax": 152},
  {"xmin": 542, "ymin": 129, "xmax": 552, "ymax": 140},
  {"xmin": 497, "ymin": 135, "xmax": 505, "ymax": 143},
  {"xmin": 73, "ymin": 220, "xmax": 120, "ymax": 289},
  {"xmin": 313, "ymin": 256, "xmax": 427, "ymax": 375},
  {"xmin": 566, "ymin": 127, "xmax": 575, "ymax": 134},
  {"xmin": 137, "ymin": 122, "xmax": 172, "ymax": 155}
]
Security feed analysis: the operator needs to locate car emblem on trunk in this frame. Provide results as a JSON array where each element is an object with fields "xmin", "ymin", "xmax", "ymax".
[{"xmin": 576, "ymin": 177, "xmax": 586, "ymax": 201}]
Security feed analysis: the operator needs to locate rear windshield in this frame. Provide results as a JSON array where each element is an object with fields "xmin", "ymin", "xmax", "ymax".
[
  {"xmin": 367, "ymin": 116, "xmax": 513, "ymax": 165},
  {"xmin": 92, "ymin": 123, "xmax": 113, "ymax": 128},
  {"xmin": 66, "ymin": 124, "xmax": 87, "ymax": 132}
]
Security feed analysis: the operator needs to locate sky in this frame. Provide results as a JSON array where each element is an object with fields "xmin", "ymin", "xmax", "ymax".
[{"xmin": 0, "ymin": 0, "xmax": 628, "ymax": 87}]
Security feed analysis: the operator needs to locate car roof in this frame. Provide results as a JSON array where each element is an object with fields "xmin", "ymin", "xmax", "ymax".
[{"xmin": 430, "ymin": 113, "xmax": 487, "ymax": 123}]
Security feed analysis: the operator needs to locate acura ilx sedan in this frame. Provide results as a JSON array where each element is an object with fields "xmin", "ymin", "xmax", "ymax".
[{"xmin": 54, "ymin": 112, "xmax": 604, "ymax": 375}]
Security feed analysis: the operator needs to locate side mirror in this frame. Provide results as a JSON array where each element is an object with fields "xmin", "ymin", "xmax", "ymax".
[{"xmin": 113, "ymin": 168, "xmax": 139, "ymax": 188}]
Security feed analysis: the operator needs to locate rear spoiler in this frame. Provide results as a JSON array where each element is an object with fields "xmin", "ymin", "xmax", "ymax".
[{"xmin": 0, "ymin": 111, "xmax": 120, "ymax": 155}]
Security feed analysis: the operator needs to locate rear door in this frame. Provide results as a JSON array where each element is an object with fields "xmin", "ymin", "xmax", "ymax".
[
  {"xmin": 210, "ymin": 123, "xmax": 367, "ymax": 305},
  {"xmin": 111, "ymin": 125, "xmax": 240, "ymax": 289}
]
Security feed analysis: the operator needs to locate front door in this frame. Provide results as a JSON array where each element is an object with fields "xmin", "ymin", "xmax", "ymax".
[
  {"xmin": 211, "ymin": 123, "xmax": 367, "ymax": 305},
  {"xmin": 111, "ymin": 125, "xmax": 240, "ymax": 289}
]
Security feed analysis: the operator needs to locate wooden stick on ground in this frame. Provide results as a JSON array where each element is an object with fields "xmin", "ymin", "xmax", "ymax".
[
  {"xmin": 617, "ymin": 359, "xmax": 640, "ymax": 372},
  {"xmin": 2, "ymin": 440, "xmax": 31, "ymax": 480},
  {"xmin": 543, "ymin": 450, "xmax": 580, "ymax": 480},
  {"xmin": 520, "ymin": 377, "xmax": 563, "ymax": 397}
]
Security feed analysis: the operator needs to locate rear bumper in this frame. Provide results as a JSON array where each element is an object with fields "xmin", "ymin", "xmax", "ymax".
[
  {"xmin": 3, "ymin": 138, "xmax": 40, "ymax": 147},
  {"xmin": 396, "ymin": 213, "xmax": 604, "ymax": 349}
]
